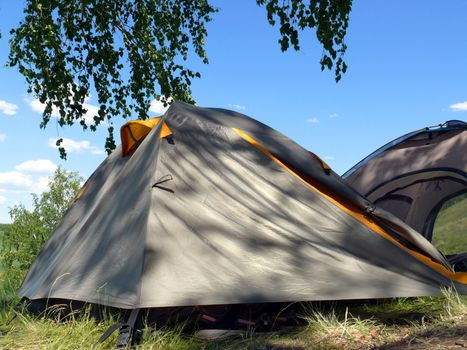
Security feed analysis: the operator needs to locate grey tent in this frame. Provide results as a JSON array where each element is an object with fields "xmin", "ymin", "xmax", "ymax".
[
  {"xmin": 343, "ymin": 120, "xmax": 467, "ymax": 242},
  {"xmin": 19, "ymin": 103, "xmax": 467, "ymax": 312}
]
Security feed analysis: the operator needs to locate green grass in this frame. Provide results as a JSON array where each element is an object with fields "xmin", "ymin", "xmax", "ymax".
[
  {"xmin": 0, "ymin": 291, "xmax": 465, "ymax": 349},
  {"xmin": 432, "ymin": 193, "xmax": 467, "ymax": 254}
]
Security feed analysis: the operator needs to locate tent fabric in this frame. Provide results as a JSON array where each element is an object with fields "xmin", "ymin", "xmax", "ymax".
[
  {"xmin": 19, "ymin": 103, "xmax": 467, "ymax": 309},
  {"xmin": 120, "ymin": 118, "xmax": 172, "ymax": 156},
  {"xmin": 343, "ymin": 121, "xmax": 467, "ymax": 241}
]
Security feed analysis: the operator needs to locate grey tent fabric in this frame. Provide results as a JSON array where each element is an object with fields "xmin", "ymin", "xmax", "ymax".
[
  {"xmin": 343, "ymin": 121, "xmax": 467, "ymax": 241},
  {"xmin": 19, "ymin": 103, "xmax": 467, "ymax": 309}
]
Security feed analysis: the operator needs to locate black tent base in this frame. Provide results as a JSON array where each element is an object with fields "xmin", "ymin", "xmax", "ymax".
[{"xmin": 23, "ymin": 298, "xmax": 303, "ymax": 330}]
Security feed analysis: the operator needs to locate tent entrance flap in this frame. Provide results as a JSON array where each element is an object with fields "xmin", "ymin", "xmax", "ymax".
[{"xmin": 343, "ymin": 121, "xmax": 466, "ymax": 244}]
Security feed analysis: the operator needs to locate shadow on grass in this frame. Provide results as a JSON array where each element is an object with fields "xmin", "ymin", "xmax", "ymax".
[
  {"xmin": 373, "ymin": 322, "xmax": 467, "ymax": 350},
  {"xmin": 197, "ymin": 328, "xmax": 306, "ymax": 350}
]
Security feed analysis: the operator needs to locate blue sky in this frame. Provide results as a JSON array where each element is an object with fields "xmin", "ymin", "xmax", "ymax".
[{"xmin": 0, "ymin": 0, "xmax": 466, "ymax": 223}]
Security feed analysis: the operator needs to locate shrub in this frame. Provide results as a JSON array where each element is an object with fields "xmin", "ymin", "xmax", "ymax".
[{"xmin": 0, "ymin": 167, "xmax": 82, "ymax": 302}]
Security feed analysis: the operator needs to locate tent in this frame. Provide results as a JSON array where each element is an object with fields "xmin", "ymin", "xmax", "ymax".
[
  {"xmin": 19, "ymin": 103, "xmax": 466, "ymax": 312},
  {"xmin": 343, "ymin": 120, "xmax": 466, "ymax": 243}
]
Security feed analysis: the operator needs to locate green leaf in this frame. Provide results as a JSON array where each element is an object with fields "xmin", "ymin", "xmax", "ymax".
[
  {"xmin": 257, "ymin": 0, "xmax": 352, "ymax": 81},
  {"xmin": 8, "ymin": 0, "xmax": 217, "ymax": 157}
]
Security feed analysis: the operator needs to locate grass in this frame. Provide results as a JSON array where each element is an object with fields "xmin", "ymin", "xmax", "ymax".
[
  {"xmin": 0, "ymin": 290, "xmax": 465, "ymax": 349},
  {"xmin": 0, "ymin": 312, "xmax": 113, "ymax": 349},
  {"xmin": 432, "ymin": 193, "xmax": 467, "ymax": 254}
]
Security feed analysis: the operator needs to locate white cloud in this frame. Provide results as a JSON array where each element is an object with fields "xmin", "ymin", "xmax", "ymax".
[
  {"xmin": 0, "ymin": 195, "xmax": 6, "ymax": 204},
  {"xmin": 48, "ymin": 138, "xmax": 90, "ymax": 152},
  {"xmin": 329, "ymin": 113, "xmax": 339, "ymax": 118},
  {"xmin": 228, "ymin": 104, "xmax": 246, "ymax": 111},
  {"xmin": 307, "ymin": 117, "xmax": 319, "ymax": 123},
  {"xmin": 32, "ymin": 176, "xmax": 51, "ymax": 194},
  {"xmin": 48, "ymin": 137, "xmax": 103, "ymax": 155},
  {"xmin": 0, "ymin": 133, "xmax": 5, "ymax": 141},
  {"xmin": 16, "ymin": 159, "xmax": 57, "ymax": 174},
  {"xmin": 28, "ymin": 97, "xmax": 99, "ymax": 125},
  {"xmin": 0, "ymin": 171, "xmax": 32, "ymax": 187},
  {"xmin": 28, "ymin": 98, "xmax": 60, "ymax": 117},
  {"xmin": 82, "ymin": 102, "xmax": 100, "ymax": 125},
  {"xmin": 0, "ymin": 100, "xmax": 18, "ymax": 116},
  {"xmin": 0, "ymin": 171, "xmax": 52, "ymax": 196},
  {"xmin": 90, "ymin": 148, "xmax": 105, "ymax": 155},
  {"xmin": 0, "ymin": 188, "xmax": 28, "ymax": 194},
  {"xmin": 149, "ymin": 97, "xmax": 173, "ymax": 114},
  {"xmin": 449, "ymin": 101, "xmax": 467, "ymax": 111}
]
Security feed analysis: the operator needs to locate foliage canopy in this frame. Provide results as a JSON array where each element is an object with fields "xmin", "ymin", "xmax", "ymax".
[{"xmin": 7, "ymin": 0, "xmax": 352, "ymax": 157}]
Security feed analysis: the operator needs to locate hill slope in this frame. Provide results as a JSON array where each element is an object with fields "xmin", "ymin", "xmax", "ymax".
[{"xmin": 432, "ymin": 193, "xmax": 467, "ymax": 255}]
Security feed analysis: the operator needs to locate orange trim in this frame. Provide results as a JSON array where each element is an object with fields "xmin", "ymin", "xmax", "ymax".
[
  {"xmin": 232, "ymin": 128, "xmax": 467, "ymax": 285},
  {"xmin": 120, "ymin": 117, "xmax": 173, "ymax": 156},
  {"xmin": 74, "ymin": 181, "xmax": 89, "ymax": 202},
  {"xmin": 160, "ymin": 121, "xmax": 173, "ymax": 139}
]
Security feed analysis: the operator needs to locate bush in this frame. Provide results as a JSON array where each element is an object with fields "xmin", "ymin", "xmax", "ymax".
[{"xmin": 0, "ymin": 167, "xmax": 83, "ymax": 303}]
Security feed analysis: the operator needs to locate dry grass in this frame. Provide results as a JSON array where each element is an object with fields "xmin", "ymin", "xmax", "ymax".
[{"xmin": 0, "ymin": 289, "xmax": 465, "ymax": 349}]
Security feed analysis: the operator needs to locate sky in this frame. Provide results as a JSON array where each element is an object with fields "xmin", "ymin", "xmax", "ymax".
[{"xmin": 0, "ymin": 0, "xmax": 466, "ymax": 223}]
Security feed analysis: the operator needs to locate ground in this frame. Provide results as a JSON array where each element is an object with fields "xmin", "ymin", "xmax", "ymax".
[{"xmin": 0, "ymin": 291, "xmax": 465, "ymax": 349}]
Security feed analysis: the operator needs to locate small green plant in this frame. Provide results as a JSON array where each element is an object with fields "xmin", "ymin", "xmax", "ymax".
[
  {"xmin": 361, "ymin": 288, "xmax": 467, "ymax": 324},
  {"xmin": 298, "ymin": 303, "xmax": 383, "ymax": 349},
  {"xmin": 439, "ymin": 287, "xmax": 467, "ymax": 321},
  {"xmin": 139, "ymin": 325, "xmax": 202, "ymax": 350}
]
